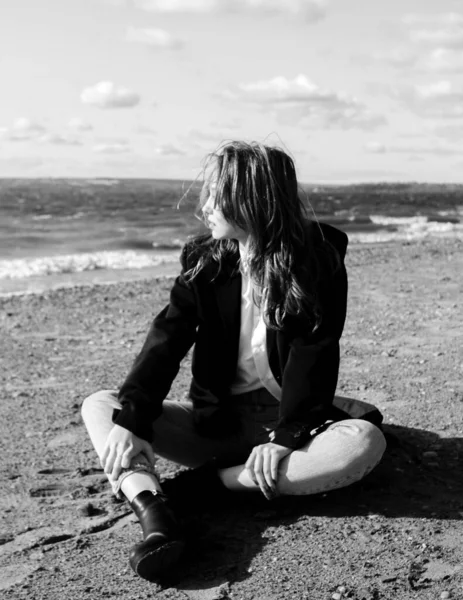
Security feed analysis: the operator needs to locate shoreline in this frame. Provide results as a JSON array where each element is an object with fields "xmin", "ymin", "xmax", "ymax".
[
  {"xmin": 1, "ymin": 235, "xmax": 461, "ymax": 299},
  {"xmin": 0, "ymin": 261, "xmax": 180, "ymax": 298}
]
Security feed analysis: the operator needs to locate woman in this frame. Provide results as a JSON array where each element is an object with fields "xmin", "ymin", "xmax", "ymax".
[{"xmin": 81, "ymin": 141, "xmax": 386, "ymax": 582}]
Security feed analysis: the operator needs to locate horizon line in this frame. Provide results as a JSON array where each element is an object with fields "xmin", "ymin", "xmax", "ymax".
[{"xmin": 2, "ymin": 176, "xmax": 463, "ymax": 187}]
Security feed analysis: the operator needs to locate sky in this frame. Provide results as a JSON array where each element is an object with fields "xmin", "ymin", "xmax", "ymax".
[{"xmin": 1, "ymin": 0, "xmax": 463, "ymax": 183}]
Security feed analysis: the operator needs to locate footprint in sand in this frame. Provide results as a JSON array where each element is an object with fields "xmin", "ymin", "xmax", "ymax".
[
  {"xmin": 29, "ymin": 483, "xmax": 70, "ymax": 497},
  {"xmin": 29, "ymin": 467, "xmax": 74, "ymax": 497}
]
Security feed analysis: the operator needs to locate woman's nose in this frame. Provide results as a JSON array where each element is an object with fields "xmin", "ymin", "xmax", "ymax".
[{"xmin": 202, "ymin": 195, "xmax": 213, "ymax": 215}]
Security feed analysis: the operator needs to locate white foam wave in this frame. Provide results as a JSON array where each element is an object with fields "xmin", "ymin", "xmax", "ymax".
[
  {"xmin": 152, "ymin": 238, "xmax": 184, "ymax": 249},
  {"xmin": 0, "ymin": 250, "xmax": 180, "ymax": 280},
  {"xmin": 370, "ymin": 215, "xmax": 429, "ymax": 226},
  {"xmin": 2, "ymin": 215, "xmax": 462, "ymax": 280},
  {"xmin": 437, "ymin": 209, "xmax": 463, "ymax": 217},
  {"xmin": 32, "ymin": 214, "xmax": 54, "ymax": 221},
  {"xmin": 350, "ymin": 218, "xmax": 463, "ymax": 244}
]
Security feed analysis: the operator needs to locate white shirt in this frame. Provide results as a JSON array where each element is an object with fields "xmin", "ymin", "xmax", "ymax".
[{"xmin": 229, "ymin": 246, "xmax": 282, "ymax": 400}]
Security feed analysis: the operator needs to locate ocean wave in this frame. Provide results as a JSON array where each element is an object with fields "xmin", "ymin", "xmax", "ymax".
[
  {"xmin": 2, "ymin": 215, "xmax": 462, "ymax": 280},
  {"xmin": 350, "ymin": 217, "xmax": 463, "ymax": 243},
  {"xmin": 31, "ymin": 214, "xmax": 54, "ymax": 221},
  {"xmin": 370, "ymin": 214, "xmax": 461, "ymax": 226},
  {"xmin": 0, "ymin": 251, "xmax": 180, "ymax": 280},
  {"xmin": 31, "ymin": 211, "xmax": 87, "ymax": 222},
  {"xmin": 370, "ymin": 215, "xmax": 428, "ymax": 226},
  {"xmin": 152, "ymin": 238, "xmax": 184, "ymax": 249}
]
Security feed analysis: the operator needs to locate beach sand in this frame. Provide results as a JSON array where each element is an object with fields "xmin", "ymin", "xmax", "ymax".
[{"xmin": 1, "ymin": 238, "xmax": 462, "ymax": 600}]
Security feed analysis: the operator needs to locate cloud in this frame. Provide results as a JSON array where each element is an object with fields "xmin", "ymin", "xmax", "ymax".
[
  {"xmin": 133, "ymin": 0, "xmax": 326, "ymax": 20},
  {"xmin": 209, "ymin": 118, "xmax": 242, "ymax": 130},
  {"xmin": 415, "ymin": 80, "xmax": 453, "ymax": 99},
  {"xmin": 154, "ymin": 143, "xmax": 185, "ymax": 156},
  {"xmin": 369, "ymin": 13, "xmax": 463, "ymax": 73},
  {"xmin": 320, "ymin": 107, "xmax": 386, "ymax": 131},
  {"xmin": 403, "ymin": 13, "xmax": 463, "ymax": 26},
  {"xmin": 365, "ymin": 140, "xmax": 462, "ymax": 156},
  {"xmin": 134, "ymin": 0, "xmax": 217, "ymax": 11},
  {"xmin": 234, "ymin": 74, "xmax": 329, "ymax": 102},
  {"xmin": 181, "ymin": 130, "xmax": 234, "ymax": 151},
  {"xmin": 135, "ymin": 124, "xmax": 157, "ymax": 135},
  {"xmin": 222, "ymin": 74, "xmax": 386, "ymax": 130},
  {"xmin": 400, "ymin": 80, "xmax": 463, "ymax": 119},
  {"xmin": 431, "ymin": 122, "xmax": 463, "ymax": 141},
  {"xmin": 67, "ymin": 118, "xmax": 93, "ymax": 131},
  {"xmin": 185, "ymin": 129, "xmax": 221, "ymax": 142},
  {"xmin": 369, "ymin": 48, "xmax": 418, "ymax": 69},
  {"xmin": 404, "ymin": 12, "xmax": 463, "ymax": 49},
  {"xmin": 81, "ymin": 81, "xmax": 140, "ymax": 108},
  {"xmin": 12, "ymin": 118, "xmax": 45, "ymax": 132},
  {"xmin": 93, "ymin": 142, "xmax": 131, "ymax": 153},
  {"xmin": 38, "ymin": 133, "xmax": 83, "ymax": 146},
  {"xmin": 0, "ymin": 118, "xmax": 46, "ymax": 141},
  {"xmin": 421, "ymin": 47, "xmax": 463, "ymax": 73},
  {"xmin": 371, "ymin": 44, "xmax": 463, "ymax": 75},
  {"xmin": 126, "ymin": 26, "xmax": 184, "ymax": 49},
  {"xmin": 364, "ymin": 141, "xmax": 386, "ymax": 154}
]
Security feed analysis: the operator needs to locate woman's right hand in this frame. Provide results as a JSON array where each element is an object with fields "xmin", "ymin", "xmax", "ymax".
[{"xmin": 101, "ymin": 424, "xmax": 155, "ymax": 483}]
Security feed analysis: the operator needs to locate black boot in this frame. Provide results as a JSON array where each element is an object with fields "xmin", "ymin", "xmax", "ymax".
[
  {"xmin": 129, "ymin": 491, "xmax": 185, "ymax": 581},
  {"xmin": 161, "ymin": 461, "xmax": 235, "ymax": 515}
]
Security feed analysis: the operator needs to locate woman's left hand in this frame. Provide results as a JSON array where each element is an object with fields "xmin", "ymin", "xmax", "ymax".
[{"xmin": 245, "ymin": 442, "xmax": 293, "ymax": 500}]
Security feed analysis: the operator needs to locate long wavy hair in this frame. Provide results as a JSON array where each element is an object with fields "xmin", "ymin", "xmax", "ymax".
[{"xmin": 185, "ymin": 141, "xmax": 338, "ymax": 331}]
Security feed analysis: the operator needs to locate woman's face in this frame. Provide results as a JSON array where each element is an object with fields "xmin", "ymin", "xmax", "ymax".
[{"xmin": 202, "ymin": 182, "xmax": 248, "ymax": 243}]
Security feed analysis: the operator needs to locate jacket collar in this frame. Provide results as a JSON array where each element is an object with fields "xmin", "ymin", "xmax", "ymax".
[{"xmin": 211, "ymin": 247, "xmax": 241, "ymax": 282}]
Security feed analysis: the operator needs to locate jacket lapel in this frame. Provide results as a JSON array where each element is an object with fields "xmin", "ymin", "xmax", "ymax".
[
  {"xmin": 212, "ymin": 258, "xmax": 242, "ymax": 373},
  {"xmin": 213, "ymin": 273, "xmax": 241, "ymax": 335}
]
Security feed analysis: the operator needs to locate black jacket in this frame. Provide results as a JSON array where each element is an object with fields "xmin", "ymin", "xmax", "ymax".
[{"xmin": 113, "ymin": 221, "xmax": 349, "ymax": 450}]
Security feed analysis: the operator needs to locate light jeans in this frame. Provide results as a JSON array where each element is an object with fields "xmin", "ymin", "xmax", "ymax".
[{"xmin": 81, "ymin": 388, "xmax": 387, "ymax": 497}]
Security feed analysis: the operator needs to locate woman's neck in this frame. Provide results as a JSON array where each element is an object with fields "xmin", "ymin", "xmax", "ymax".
[{"xmin": 238, "ymin": 236, "xmax": 251, "ymax": 261}]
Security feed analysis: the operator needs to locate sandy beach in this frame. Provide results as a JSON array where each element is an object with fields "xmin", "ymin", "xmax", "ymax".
[{"xmin": 1, "ymin": 237, "xmax": 462, "ymax": 600}]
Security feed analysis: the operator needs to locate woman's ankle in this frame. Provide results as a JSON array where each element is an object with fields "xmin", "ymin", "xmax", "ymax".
[
  {"xmin": 120, "ymin": 471, "xmax": 163, "ymax": 502},
  {"xmin": 218, "ymin": 464, "xmax": 259, "ymax": 492}
]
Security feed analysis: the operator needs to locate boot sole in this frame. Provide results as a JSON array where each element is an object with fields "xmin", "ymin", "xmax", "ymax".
[{"xmin": 130, "ymin": 538, "xmax": 185, "ymax": 581}]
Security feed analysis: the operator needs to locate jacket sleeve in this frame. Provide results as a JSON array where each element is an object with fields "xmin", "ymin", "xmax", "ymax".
[
  {"xmin": 270, "ymin": 253, "xmax": 348, "ymax": 450},
  {"xmin": 112, "ymin": 245, "xmax": 198, "ymax": 441}
]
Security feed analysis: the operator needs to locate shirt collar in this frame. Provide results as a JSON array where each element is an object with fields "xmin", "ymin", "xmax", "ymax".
[{"xmin": 238, "ymin": 237, "xmax": 251, "ymax": 276}]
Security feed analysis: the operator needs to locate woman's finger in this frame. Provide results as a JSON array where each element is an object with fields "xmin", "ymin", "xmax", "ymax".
[
  {"xmin": 104, "ymin": 447, "xmax": 116, "ymax": 476},
  {"xmin": 270, "ymin": 453, "xmax": 279, "ymax": 487},
  {"xmin": 262, "ymin": 451, "xmax": 276, "ymax": 495},
  {"xmin": 111, "ymin": 453, "xmax": 123, "ymax": 482},
  {"xmin": 245, "ymin": 448, "xmax": 255, "ymax": 471},
  {"xmin": 120, "ymin": 446, "xmax": 134, "ymax": 469},
  {"xmin": 253, "ymin": 453, "xmax": 271, "ymax": 500},
  {"xmin": 141, "ymin": 442, "xmax": 155, "ymax": 466},
  {"xmin": 100, "ymin": 444, "xmax": 109, "ymax": 469},
  {"xmin": 245, "ymin": 451, "xmax": 258, "ymax": 485}
]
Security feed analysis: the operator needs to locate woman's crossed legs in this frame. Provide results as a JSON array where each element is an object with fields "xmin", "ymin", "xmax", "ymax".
[{"xmin": 81, "ymin": 389, "xmax": 386, "ymax": 498}]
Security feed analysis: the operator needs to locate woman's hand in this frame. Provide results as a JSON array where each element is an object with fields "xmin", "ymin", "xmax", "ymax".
[
  {"xmin": 101, "ymin": 424, "xmax": 155, "ymax": 483},
  {"xmin": 245, "ymin": 442, "xmax": 293, "ymax": 500}
]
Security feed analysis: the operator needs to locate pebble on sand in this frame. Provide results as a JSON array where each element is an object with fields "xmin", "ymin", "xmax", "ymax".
[{"xmin": 78, "ymin": 502, "xmax": 97, "ymax": 517}]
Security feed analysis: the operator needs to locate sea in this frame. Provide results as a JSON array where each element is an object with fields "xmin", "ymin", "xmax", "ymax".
[{"xmin": 1, "ymin": 178, "xmax": 462, "ymax": 297}]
